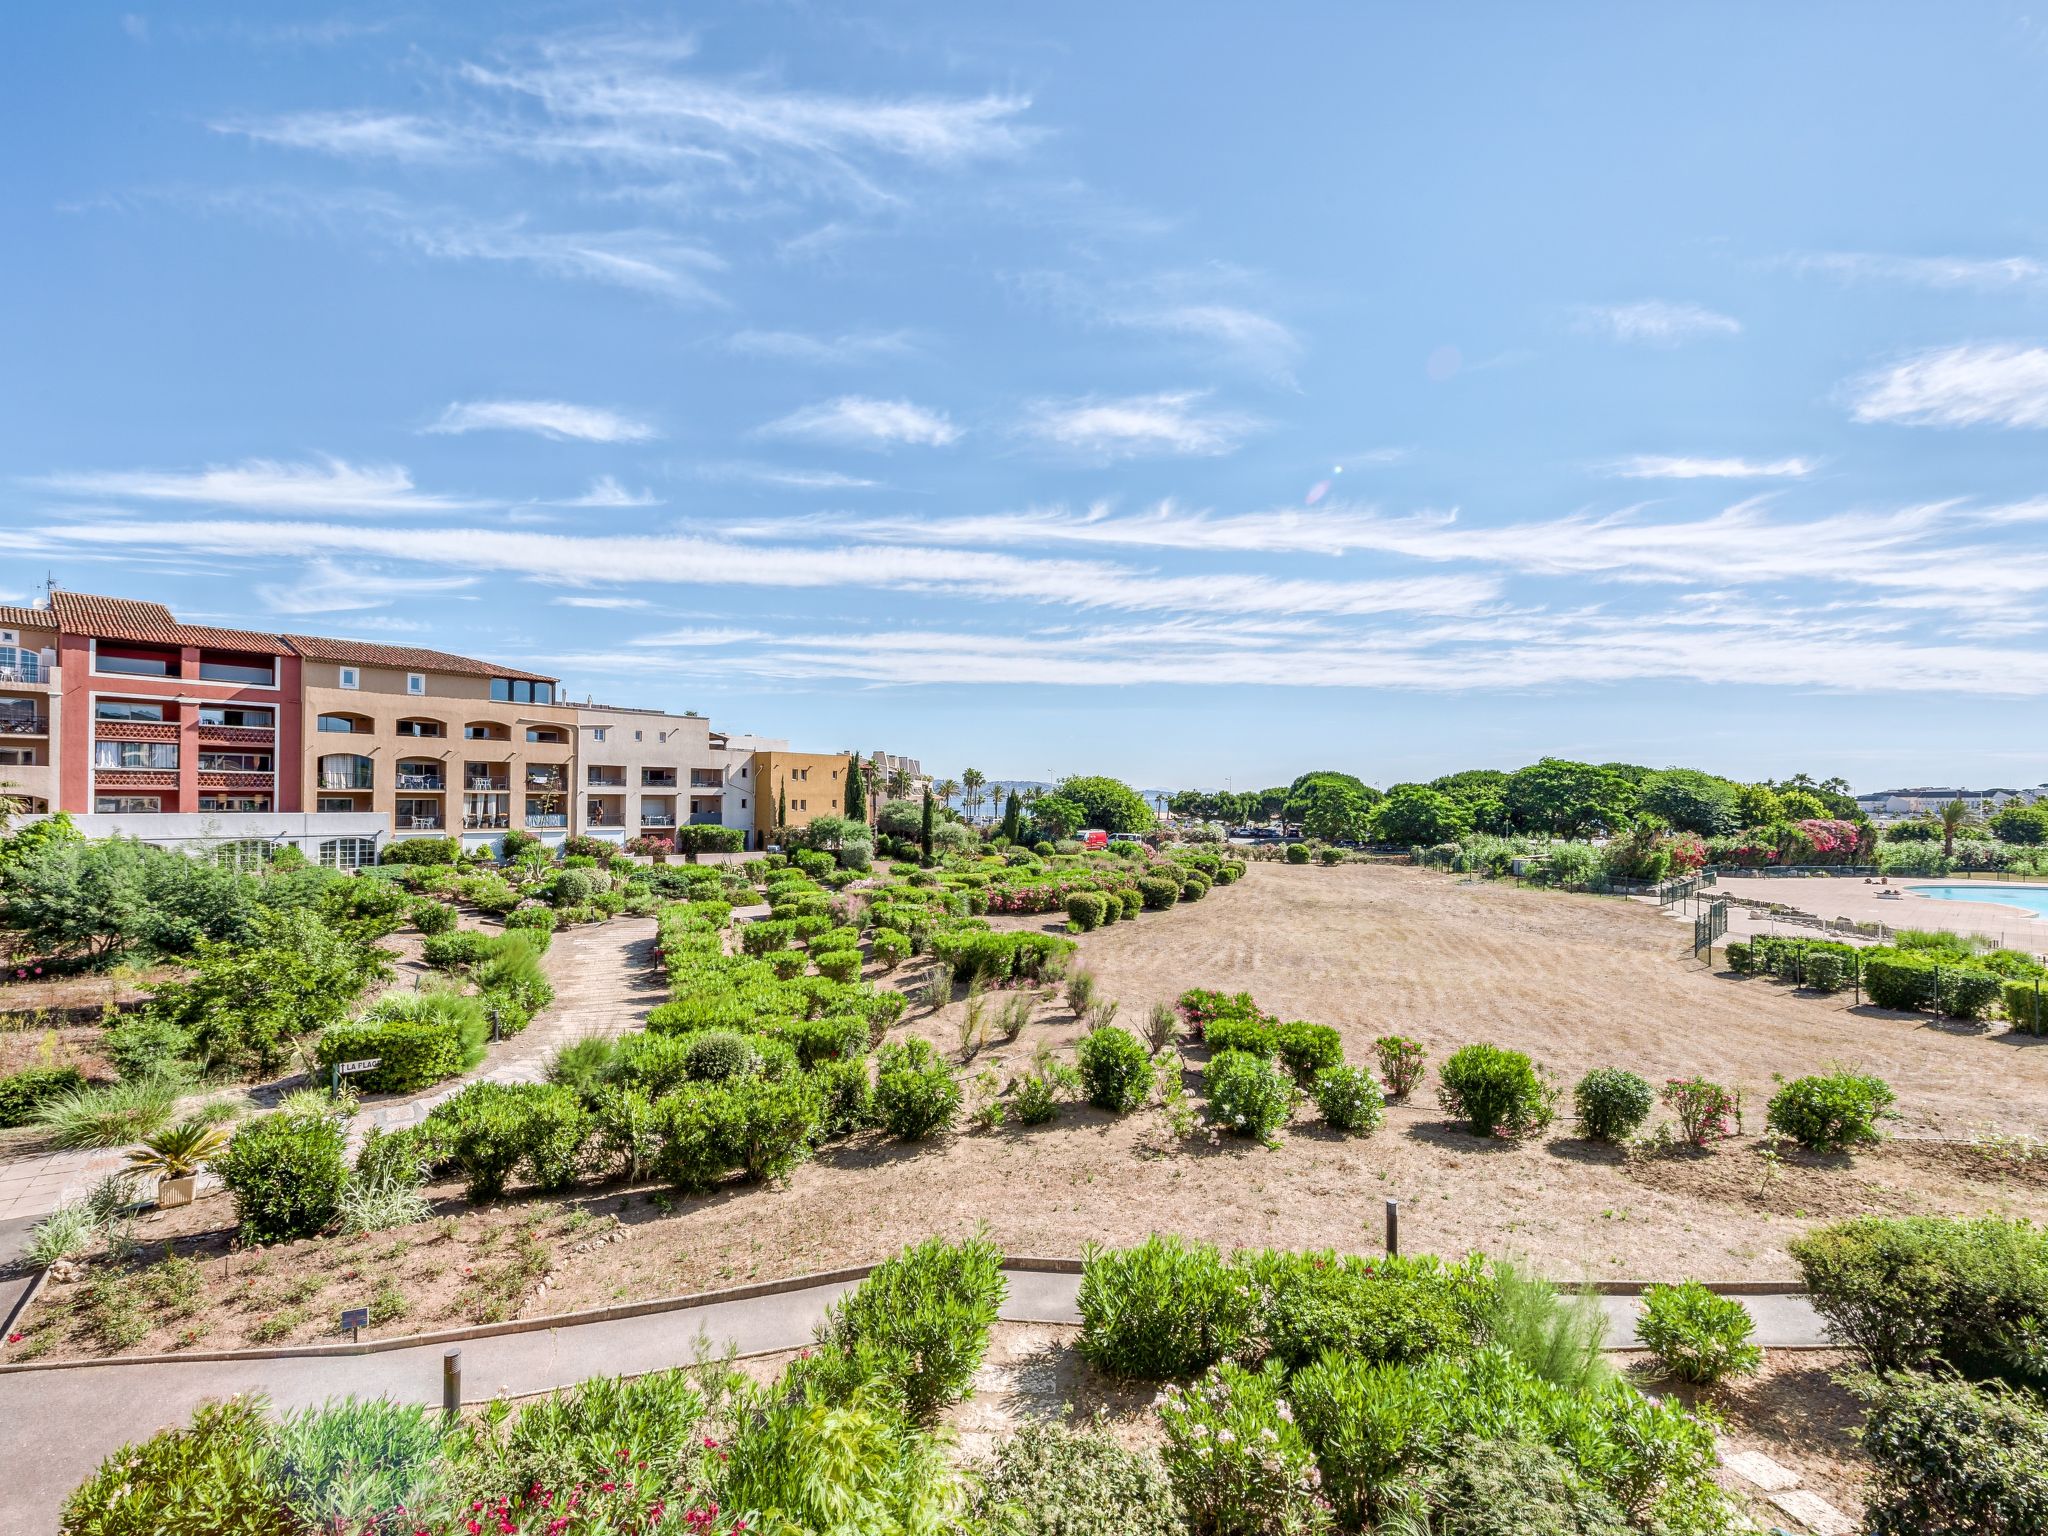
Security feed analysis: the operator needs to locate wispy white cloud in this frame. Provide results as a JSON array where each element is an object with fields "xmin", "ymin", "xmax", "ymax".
[
  {"xmin": 756, "ymin": 396, "xmax": 960, "ymax": 449},
  {"xmin": 696, "ymin": 462, "xmax": 884, "ymax": 491},
  {"xmin": 1602, "ymin": 454, "xmax": 1818, "ymax": 480},
  {"xmin": 1574, "ymin": 300, "xmax": 1741, "ymax": 344},
  {"xmin": 215, "ymin": 110, "xmax": 458, "ymax": 161},
  {"xmin": 555, "ymin": 475, "xmax": 661, "ymax": 508},
  {"xmin": 1021, "ymin": 391, "xmax": 1261, "ymax": 459},
  {"xmin": 726, "ymin": 328, "xmax": 914, "ymax": 364},
  {"xmin": 255, "ymin": 558, "xmax": 478, "ymax": 614},
  {"xmin": 426, "ymin": 399, "xmax": 658, "ymax": 443},
  {"xmin": 551, "ymin": 595, "xmax": 652, "ymax": 610},
  {"xmin": 1017, "ymin": 268, "xmax": 1300, "ymax": 381},
  {"xmin": 35, "ymin": 456, "xmax": 488, "ymax": 513},
  {"xmin": 1788, "ymin": 251, "xmax": 2048, "ymax": 291},
  {"xmin": 1844, "ymin": 342, "xmax": 2048, "ymax": 429}
]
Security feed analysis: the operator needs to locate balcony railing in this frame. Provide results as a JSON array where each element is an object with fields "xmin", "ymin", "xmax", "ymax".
[
  {"xmin": 317, "ymin": 774, "xmax": 375, "ymax": 792},
  {"xmin": 525, "ymin": 813, "xmax": 568, "ymax": 828},
  {"xmin": 587, "ymin": 773, "xmax": 626, "ymax": 788},
  {"xmin": 0, "ymin": 663, "xmax": 46, "ymax": 684},
  {"xmin": 689, "ymin": 812, "xmax": 724, "ymax": 826},
  {"xmin": 396, "ymin": 773, "xmax": 445, "ymax": 791},
  {"xmin": 462, "ymin": 813, "xmax": 511, "ymax": 830},
  {"xmin": 639, "ymin": 813, "xmax": 677, "ymax": 828},
  {"xmin": 641, "ymin": 772, "xmax": 679, "ymax": 788},
  {"xmin": 0, "ymin": 717, "xmax": 49, "ymax": 736},
  {"xmin": 464, "ymin": 777, "xmax": 510, "ymax": 792},
  {"xmin": 689, "ymin": 774, "xmax": 724, "ymax": 789},
  {"xmin": 396, "ymin": 815, "xmax": 444, "ymax": 830},
  {"xmin": 526, "ymin": 774, "xmax": 567, "ymax": 791}
]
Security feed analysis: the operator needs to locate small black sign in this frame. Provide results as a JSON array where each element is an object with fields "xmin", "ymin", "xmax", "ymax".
[{"xmin": 340, "ymin": 1307, "xmax": 370, "ymax": 1333}]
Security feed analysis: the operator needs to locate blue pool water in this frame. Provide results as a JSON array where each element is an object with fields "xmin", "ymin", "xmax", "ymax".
[{"xmin": 1910, "ymin": 884, "xmax": 2048, "ymax": 919}]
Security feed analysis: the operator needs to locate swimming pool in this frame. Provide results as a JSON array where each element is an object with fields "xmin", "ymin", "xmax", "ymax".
[{"xmin": 1909, "ymin": 883, "xmax": 2048, "ymax": 920}]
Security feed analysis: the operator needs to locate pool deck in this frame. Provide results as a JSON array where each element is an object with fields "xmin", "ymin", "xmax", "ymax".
[{"xmin": 1703, "ymin": 872, "xmax": 2048, "ymax": 954}]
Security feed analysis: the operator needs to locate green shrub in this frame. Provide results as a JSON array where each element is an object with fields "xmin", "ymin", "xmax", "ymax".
[
  {"xmin": 766, "ymin": 950, "xmax": 806, "ymax": 980},
  {"xmin": 682, "ymin": 1028, "xmax": 760, "ymax": 1083},
  {"xmin": 1271, "ymin": 1021, "xmax": 1342, "ymax": 1083},
  {"xmin": 1636, "ymin": 1281, "xmax": 1761, "ymax": 1384},
  {"xmin": 870, "ymin": 927, "xmax": 910, "ymax": 969},
  {"xmin": 422, "ymin": 1081, "xmax": 576, "ymax": 1201},
  {"xmin": 1313, "ymin": 1065, "xmax": 1385, "ymax": 1134},
  {"xmin": 872, "ymin": 1038, "xmax": 961, "ymax": 1140},
  {"xmin": 1204, "ymin": 1050, "xmax": 1292, "ymax": 1142},
  {"xmin": 767, "ymin": 1013, "xmax": 868, "ymax": 1068},
  {"xmin": 215, "ymin": 1109, "xmax": 349, "ymax": 1243},
  {"xmin": 1766, "ymin": 1071, "xmax": 1896, "ymax": 1152},
  {"xmin": 813, "ymin": 1232, "xmax": 1007, "ymax": 1420},
  {"xmin": 1078, "ymin": 1235, "xmax": 1259, "ymax": 1379},
  {"xmin": 812, "ymin": 1057, "xmax": 873, "ymax": 1138},
  {"xmin": 1373, "ymin": 1034, "xmax": 1427, "ymax": 1098},
  {"xmin": 61, "ymin": 1398, "xmax": 281, "ymax": 1535},
  {"xmin": 649, "ymin": 1081, "xmax": 745, "ymax": 1190},
  {"xmin": 380, "ymin": 836, "xmax": 459, "ymax": 866},
  {"xmin": 813, "ymin": 948, "xmax": 862, "ymax": 983},
  {"xmin": 1857, "ymin": 1371, "xmax": 2048, "ymax": 1536},
  {"xmin": 976, "ymin": 1421, "xmax": 1186, "ymax": 1536},
  {"xmin": 1136, "ymin": 874, "xmax": 1181, "ymax": 911},
  {"xmin": 101, "ymin": 1015, "xmax": 193, "ymax": 1082},
  {"xmin": 1284, "ymin": 842, "xmax": 1310, "ymax": 864},
  {"xmin": 269, "ymin": 1397, "xmax": 445, "ymax": 1532},
  {"xmin": 2003, "ymin": 978, "xmax": 2048, "ymax": 1035},
  {"xmin": 725, "ymin": 1074, "xmax": 822, "ymax": 1182},
  {"xmin": 1944, "ymin": 967, "xmax": 2005, "ymax": 1020},
  {"xmin": 1066, "ymin": 891, "xmax": 1110, "ymax": 931},
  {"xmin": 1436, "ymin": 1043, "xmax": 1555, "ymax": 1140},
  {"xmin": 421, "ymin": 930, "xmax": 498, "ymax": 969},
  {"xmin": 1258, "ymin": 1250, "xmax": 1491, "ymax": 1372},
  {"xmin": 741, "ymin": 919, "xmax": 796, "ymax": 955},
  {"xmin": 1075, "ymin": 1025, "xmax": 1151, "ymax": 1113},
  {"xmin": 1790, "ymin": 1215, "xmax": 2048, "ymax": 1387},
  {"xmin": 0, "ymin": 1065, "xmax": 86, "ymax": 1128},
  {"xmin": 1012, "ymin": 1069, "xmax": 1062, "ymax": 1126},
  {"xmin": 1572, "ymin": 1068, "xmax": 1653, "ymax": 1142},
  {"xmin": 1202, "ymin": 1016, "xmax": 1275, "ymax": 1057},
  {"xmin": 1803, "ymin": 950, "xmax": 1848, "ymax": 992},
  {"xmin": 1158, "ymin": 1360, "xmax": 1323, "ymax": 1536},
  {"xmin": 502, "ymin": 905, "xmax": 558, "ymax": 941},
  {"xmin": 317, "ymin": 992, "xmax": 487, "ymax": 1094},
  {"xmin": 1724, "ymin": 939, "xmax": 1753, "ymax": 974},
  {"xmin": 408, "ymin": 899, "xmax": 458, "ymax": 936}
]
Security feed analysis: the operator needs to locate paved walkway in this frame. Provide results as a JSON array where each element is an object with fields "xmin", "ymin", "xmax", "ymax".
[
  {"xmin": 0, "ymin": 917, "xmax": 665, "ymax": 1222},
  {"xmin": 0, "ymin": 1268, "xmax": 1826, "ymax": 1536}
]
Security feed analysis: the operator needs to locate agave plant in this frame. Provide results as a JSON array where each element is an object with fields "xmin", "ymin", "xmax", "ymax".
[{"xmin": 124, "ymin": 1117, "xmax": 231, "ymax": 1181}]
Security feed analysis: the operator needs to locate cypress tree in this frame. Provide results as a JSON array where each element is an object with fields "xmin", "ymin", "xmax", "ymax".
[
  {"xmin": 920, "ymin": 787, "xmax": 935, "ymax": 864},
  {"xmin": 845, "ymin": 753, "xmax": 865, "ymax": 821},
  {"xmin": 1001, "ymin": 789, "xmax": 1022, "ymax": 843},
  {"xmin": 777, "ymin": 782, "xmax": 787, "ymax": 838}
]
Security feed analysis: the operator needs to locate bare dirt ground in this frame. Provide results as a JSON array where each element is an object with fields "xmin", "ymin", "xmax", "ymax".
[{"xmin": 17, "ymin": 862, "xmax": 2048, "ymax": 1362}]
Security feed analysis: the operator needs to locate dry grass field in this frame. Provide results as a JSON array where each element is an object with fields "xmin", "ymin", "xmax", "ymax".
[{"xmin": 19, "ymin": 859, "xmax": 2048, "ymax": 1361}]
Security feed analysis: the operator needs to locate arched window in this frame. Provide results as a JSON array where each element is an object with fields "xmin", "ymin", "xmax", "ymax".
[
  {"xmin": 206, "ymin": 839, "xmax": 281, "ymax": 872},
  {"xmin": 317, "ymin": 753, "xmax": 374, "ymax": 791},
  {"xmin": 317, "ymin": 837, "xmax": 378, "ymax": 870}
]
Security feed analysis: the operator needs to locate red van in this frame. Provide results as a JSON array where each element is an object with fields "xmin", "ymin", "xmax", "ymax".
[{"xmin": 1077, "ymin": 829, "xmax": 1109, "ymax": 849}]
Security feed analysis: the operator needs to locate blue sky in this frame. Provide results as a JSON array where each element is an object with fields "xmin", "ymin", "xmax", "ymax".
[{"xmin": 7, "ymin": 3, "xmax": 2048, "ymax": 792}]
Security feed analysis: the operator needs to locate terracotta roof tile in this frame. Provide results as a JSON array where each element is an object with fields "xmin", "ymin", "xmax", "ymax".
[
  {"xmin": 0, "ymin": 606, "xmax": 56, "ymax": 632},
  {"xmin": 283, "ymin": 633, "xmax": 556, "ymax": 683},
  {"xmin": 47, "ymin": 591, "xmax": 287, "ymax": 653}
]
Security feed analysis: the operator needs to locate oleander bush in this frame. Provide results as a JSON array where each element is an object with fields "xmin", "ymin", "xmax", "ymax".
[
  {"xmin": 1765, "ymin": 1071, "xmax": 1896, "ymax": 1152},
  {"xmin": 1573, "ymin": 1067, "xmax": 1654, "ymax": 1143},
  {"xmin": 1255, "ymin": 1250, "xmax": 1493, "ymax": 1372},
  {"xmin": 1078, "ymin": 1235, "xmax": 1259, "ymax": 1379},
  {"xmin": 1856, "ymin": 1370, "xmax": 2048, "ymax": 1536},
  {"xmin": 409, "ymin": 898, "xmax": 458, "ymax": 935},
  {"xmin": 1636, "ymin": 1281, "xmax": 1762, "ymax": 1384},
  {"xmin": 1076, "ymin": 1024, "xmax": 1152, "ymax": 1112},
  {"xmin": 1373, "ymin": 1034, "xmax": 1427, "ymax": 1099},
  {"xmin": 1201, "ymin": 1015, "xmax": 1275, "ymax": 1057},
  {"xmin": 1790, "ymin": 1215, "xmax": 2048, "ymax": 1387},
  {"xmin": 1157, "ymin": 1360, "xmax": 1324, "ymax": 1536},
  {"xmin": 1313, "ymin": 1065, "xmax": 1385, "ymax": 1134},
  {"xmin": 1203, "ymin": 1049, "xmax": 1292, "ymax": 1142},
  {"xmin": 872, "ymin": 1038, "xmax": 961, "ymax": 1140},
  {"xmin": 976, "ymin": 1421, "xmax": 1186, "ymax": 1536},
  {"xmin": 811, "ymin": 1232, "xmax": 1006, "ymax": 1421},
  {"xmin": 316, "ymin": 991, "xmax": 488, "ymax": 1094},
  {"xmin": 1437, "ymin": 1043, "xmax": 1556, "ymax": 1140},
  {"xmin": 1270, "ymin": 1021, "xmax": 1342, "ymax": 1084}
]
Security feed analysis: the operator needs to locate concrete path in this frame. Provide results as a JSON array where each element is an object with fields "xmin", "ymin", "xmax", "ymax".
[
  {"xmin": 0, "ymin": 1268, "xmax": 1825, "ymax": 1536},
  {"xmin": 0, "ymin": 917, "xmax": 665, "ymax": 1221}
]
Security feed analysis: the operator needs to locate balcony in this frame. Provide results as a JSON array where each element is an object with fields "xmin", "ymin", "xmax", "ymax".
[
  {"xmin": 317, "ymin": 773, "xmax": 375, "ymax": 792},
  {"xmin": 587, "ymin": 771, "xmax": 626, "ymax": 788},
  {"xmin": 464, "ymin": 776, "xmax": 509, "ymax": 792},
  {"xmin": 689, "ymin": 812, "xmax": 724, "ymax": 826},
  {"xmin": 462, "ymin": 813, "xmax": 511, "ymax": 830},
  {"xmin": 0, "ymin": 716, "xmax": 49, "ymax": 736},
  {"xmin": 396, "ymin": 815, "xmax": 444, "ymax": 831},
  {"xmin": 197, "ymin": 724, "xmax": 275, "ymax": 745},
  {"xmin": 525, "ymin": 771, "xmax": 567, "ymax": 791},
  {"xmin": 689, "ymin": 772, "xmax": 724, "ymax": 789},
  {"xmin": 639, "ymin": 813, "xmax": 677, "ymax": 828},
  {"xmin": 641, "ymin": 770, "xmax": 679, "ymax": 789},
  {"xmin": 198, "ymin": 772, "xmax": 275, "ymax": 792},
  {"xmin": 0, "ymin": 662, "xmax": 47, "ymax": 685},
  {"xmin": 525, "ymin": 813, "xmax": 568, "ymax": 829},
  {"xmin": 396, "ymin": 772, "xmax": 446, "ymax": 791}
]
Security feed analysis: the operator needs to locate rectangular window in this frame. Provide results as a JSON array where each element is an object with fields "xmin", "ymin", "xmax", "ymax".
[
  {"xmin": 406, "ymin": 673, "xmax": 426, "ymax": 695},
  {"xmin": 317, "ymin": 796, "xmax": 357, "ymax": 813},
  {"xmin": 0, "ymin": 748, "xmax": 34, "ymax": 765},
  {"xmin": 94, "ymin": 741, "xmax": 178, "ymax": 770},
  {"xmin": 394, "ymin": 720, "xmax": 444, "ymax": 737},
  {"xmin": 196, "ymin": 653, "xmax": 276, "ymax": 686},
  {"xmin": 592, "ymin": 727, "xmax": 607, "ymax": 742},
  {"xmin": 317, "ymin": 715, "xmax": 362, "ymax": 733},
  {"xmin": 198, "ymin": 795, "xmax": 271, "ymax": 812},
  {"xmin": 95, "ymin": 642, "xmax": 177, "ymax": 677},
  {"xmin": 490, "ymin": 678, "xmax": 512, "ymax": 702},
  {"xmin": 527, "ymin": 728, "xmax": 565, "ymax": 744},
  {"xmin": 198, "ymin": 705, "xmax": 274, "ymax": 728},
  {"xmin": 338, "ymin": 666, "xmax": 360, "ymax": 690},
  {"xmin": 94, "ymin": 699, "xmax": 165, "ymax": 722},
  {"xmin": 94, "ymin": 795, "xmax": 162, "ymax": 814},
  {"xmin": 534, "ymin": 682, "xmax": 554, "ymax": 705},
  {"xmin": 198, "ymin": 752, "xmax": 272, "ymax": 773}
]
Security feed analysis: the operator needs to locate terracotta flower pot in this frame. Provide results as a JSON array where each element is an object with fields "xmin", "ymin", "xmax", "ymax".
[{"xmin": 157, "ymin": 1174, "xmax": 197, "ymax": 1209}]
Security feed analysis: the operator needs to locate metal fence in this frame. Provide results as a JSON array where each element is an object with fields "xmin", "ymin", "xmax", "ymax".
[{"xmin": 1693, "ymin": 898, "xmax": 1727, "ymax": 958}]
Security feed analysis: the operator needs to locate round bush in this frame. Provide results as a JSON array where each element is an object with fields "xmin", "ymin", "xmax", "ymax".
[
  {"xmin": 1572, "ymin": 1067, "xmax": 1654, "ymax": 1142},
  {"xmin": 1436, "ymin": 1043, "xmax": 1555, "ymax": 1140},
  {"xmin": 871, "ymin": 927, "xmax": 911, "ymax": 969},
  {"xmin": 1076, "ymin": 1025, "xmax": 1152, "ymax": 1113},
  {"xmin": 1272, "ymin": 1021, "xmax": 1342, "ymax": 1084},
  {"xmin": 813, "ymin": 948, "xmax": 862, "ymax": 984},
  {"xmin": 215, "ymin": 1110, "xmax": 349, "ymax": 1244},
  {"xmin": 1204, "ymin": 1049, "xmax": 1292, "ymax": 1141},
  {"xmin": 1078, "ymin": 1234, "xmax": 1258, "ymax": 1379},
  {"xmin": 977, "ymin": 1422, "xmax": 1183, "ymax": 1536},
  {"xmin": 410, "ymin": 899, "xmax": 458, "ymax": 935},
  {"xmin": 872, "ymin": 1039, "xmax": 961, "ymax": 1140},
  {"xmin": 1136, "ymin": 875, "xmax": 1180, "ymax": 911},
  {"xmin": 766, "ymin": 950, "xmax": 807, "ymax": 980},
  {"xmin": 1313, "ymin": 1066, "xmax": 1385, "ymax": 1134},
  {"xmin": 550, "ymin": 868, "xmax": 604, "ymax": 908},
  {"xmin": 683, "ymin": 1028, "xmax": 761, "ymax": 1083},
  {"xmin": 1067, "ymin": 891, "xmax": 1110, "ymax": 931},
  {"xmin": 1284, "ymin": 843, "xmax": 1311, "ymax": 865},
  {"xmin": 1637, "ymin": 1280, "xmax": 1762, "ymax": 1384},
  {"xmin": 1767, "ymin": 1072, "xmax": 1896, "ymax": 1152},
  {"xmin": 1179, "ymin": 872, "xmax": 1211, "ymax": 901}
]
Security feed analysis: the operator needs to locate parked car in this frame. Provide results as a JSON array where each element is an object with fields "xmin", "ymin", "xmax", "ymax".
[
  {"xmin": 1077, "ymin": 828, "xmax": 1110, "ymax": 849},
  {"xmin": 1108, "ymin": 833, "xmax": 1144, "ymax": 844}
]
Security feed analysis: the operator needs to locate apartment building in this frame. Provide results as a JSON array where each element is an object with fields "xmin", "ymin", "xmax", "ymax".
[
  {"xmin": 569, "ymin": 705, "xmax": 790, "ymax": 850},
  {"xmin": 287, "ymin": 636, "xmax": 577, "ymax": 856},
  {"xmin": 0, "ymin": 605, "xmax": 61, "ymax": 816},
  {"xmin": 864, "ymin": 750, "xmax": 927, "ymax": 802},
  {"xmin": 752, "ymin": 748, "xmax": 854, "ymax": 846}
]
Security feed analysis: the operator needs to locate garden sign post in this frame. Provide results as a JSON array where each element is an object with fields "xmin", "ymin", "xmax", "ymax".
[{"xmin": 331, "ymin": 1056, "xmax": 382, "ymax": 1095}]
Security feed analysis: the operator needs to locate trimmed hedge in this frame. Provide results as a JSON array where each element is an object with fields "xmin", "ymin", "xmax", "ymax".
[
  {"xmin": 315, "ymin": 1007, "xmax": 483, "ymax": 1095},
  {"xmin": 215, "ymin": 1110, "xmax": 349, "ymax": 1244}
]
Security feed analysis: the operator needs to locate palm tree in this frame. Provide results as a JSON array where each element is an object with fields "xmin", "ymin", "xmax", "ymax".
[
  {"xmin": 1940, "ymin": 797, "xmax": 1975, "ymax": 858},
  {"xmin": 860, "ymin": 760, "xmax": 882, "ymax": 824},
  {"xmin": 934, "ymin": 777, "xmax": 961, "ymax": 814},
  {"xmin": 885, "ymin": 765, "xmax": 912, "ymax": 800},
  {"xmin": 961, "ymin": 767, "xmax": 987, "ymax": 824}
]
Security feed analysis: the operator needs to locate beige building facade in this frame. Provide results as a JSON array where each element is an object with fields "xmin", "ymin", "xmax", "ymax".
[
  {"xmin": 0, "ymin": 606, "xmax": 62, "ymax": 817},
  {"xmin": 288, "ymin": 636, "xmax": 577, "ymax": 854}
]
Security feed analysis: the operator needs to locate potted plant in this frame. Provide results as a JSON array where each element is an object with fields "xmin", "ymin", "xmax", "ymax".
[{"xmin": 125, "ymin": 1118, "xmax": 230, "ymax": 1208}]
